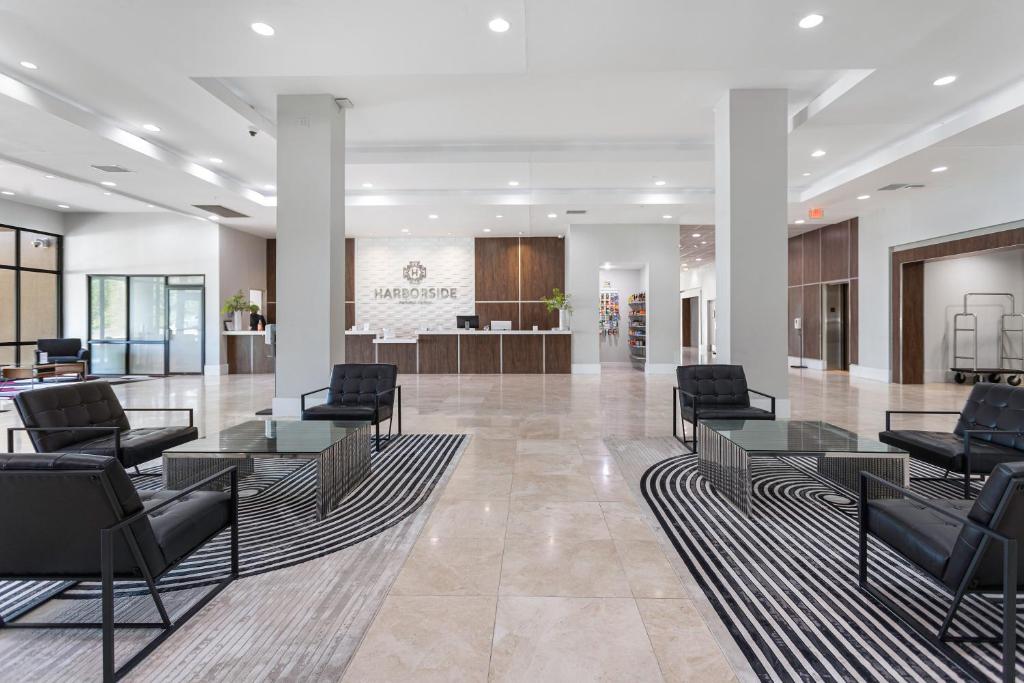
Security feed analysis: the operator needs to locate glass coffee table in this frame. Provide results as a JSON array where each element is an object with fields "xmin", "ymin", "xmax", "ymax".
[
  {"xmin": 163, "ymin": 420, "xmax": 371, "ymax": 520},
  {"xmin": 697, "ymin": 420, "xmax": 909, "ymax": 516}
]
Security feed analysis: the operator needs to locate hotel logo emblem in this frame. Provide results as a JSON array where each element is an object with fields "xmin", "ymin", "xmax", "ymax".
[{"xmin": 402, "ymin": 260, "xmax": 428, "ymax": 285}]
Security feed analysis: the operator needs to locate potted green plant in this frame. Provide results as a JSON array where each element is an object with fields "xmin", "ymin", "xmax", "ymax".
[
  {"xmin": 540, "ymin": 288, "xmax": 573, "ymax": 330},
  {"xmin": 221, "ymin": 291, "xmax": 249, "ymax": 331}
]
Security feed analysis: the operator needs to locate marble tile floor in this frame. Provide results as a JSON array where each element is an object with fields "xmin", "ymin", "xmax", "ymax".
[{"xmin": 0, "ymin": 368, "xmax": 975, "ymax": 682}]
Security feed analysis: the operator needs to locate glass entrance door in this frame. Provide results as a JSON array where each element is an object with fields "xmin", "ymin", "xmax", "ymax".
[{"xmin": 167, "ymin": 286, "xmax": 204, "ymax": 373}]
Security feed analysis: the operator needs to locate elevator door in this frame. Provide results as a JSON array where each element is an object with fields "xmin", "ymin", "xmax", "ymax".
[{"xmin": 823, "ymin": 283, "xmax": 848, "ymax": 370}]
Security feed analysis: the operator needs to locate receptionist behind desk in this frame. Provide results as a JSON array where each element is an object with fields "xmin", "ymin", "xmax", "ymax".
[
  {"xmin": 456, "ymin": 315, "xmax": 479, "ymax": 330},
  {"xmin": 250, "ymin": 307, "xmax": 267, "ymax": 331}
]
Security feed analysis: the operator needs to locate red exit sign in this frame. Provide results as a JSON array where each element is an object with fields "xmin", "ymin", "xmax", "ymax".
[{"xmin": 808, "ymin": 208, "xmax": 825, "ymax": 220}]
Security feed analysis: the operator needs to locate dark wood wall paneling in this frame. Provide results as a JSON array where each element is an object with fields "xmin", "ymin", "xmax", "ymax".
[
  {"xmin": 474, "ymin": 237, "xmax": 565, "ymax": 330},
  {"xmin": 346, "ymin": 335, "xmax": 376, "ymax": 364},
  {"xmin": 787, "ymin": 218, "xmax": 859, "ymax": 363},
  {"xmin": 889, "ymin": 226, "xmax": 1024, "ymax": 383},
  {"xmin": 900, "ymin": 262, "xmax": 925, "ymax": 384},
  {"xmin": 376, "ymin": 342, "xmax": 418, "ymax": 376},
  {"xmin": 345, "ymin": 238, "xmax": 355, "ymax": 328},
  {"xmin": 266, "ymin": 239, "xmax": 276, "ymax": 324}
]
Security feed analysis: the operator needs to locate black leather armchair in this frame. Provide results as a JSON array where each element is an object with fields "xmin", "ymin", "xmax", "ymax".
[
  {"xmin": 34, "ymin": 337, "xmax": 89, "ymax": 365},
  {"xmin": 0, "ymin": 452, "xmax": 238, "ymax": 682},
  {"xmin": 879, "ymin": 383, "xmax": 1024, "ymax": 498},
  {"xmin": 301, "ymin": 363, "xmax": 401, "ymax": 451},
  {"xmin": 9, "ymin": 380, "xmax": 198, "ymax": 471},
  {"xmin": 673, "ymin": 364, "xmax": 776, "ymax": 452},
  {"xmin": 859, "ymin": 461, "xmax": 1024, "ymax": 682}
]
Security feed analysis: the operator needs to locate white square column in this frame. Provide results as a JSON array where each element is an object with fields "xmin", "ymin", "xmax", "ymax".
[
  {"xmin": 273, "ymin": 94, "xmax": 347, "ymax": 415},
  {"xmin": 714, "ymin": 89, "xmax": 790, "ymax": 416}
]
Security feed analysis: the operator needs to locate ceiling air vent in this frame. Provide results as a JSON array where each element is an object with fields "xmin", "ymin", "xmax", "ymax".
[
  {"xmin": 192, "ymin": 204, "xmax": 250, "ymax": 218},
  {"xmin": 91, "ymin": 164, "xmax": 134, "ymax": 173},
  {"xmin": 565, "ymin": 209, "xmax": 587, "ymax": 215},
  {"xmin": 878, "ymin": 183, "xmax": 925, "ymax": 191}
]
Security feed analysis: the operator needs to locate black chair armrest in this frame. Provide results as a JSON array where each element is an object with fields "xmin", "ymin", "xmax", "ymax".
[
  {"xmin": 859, "ymin": 472, "xmax": 1011, "ymax": 542},
  {"xmin": 7, "ymin": 426, "xmax": 121, "ymax": 460},
  {"xmin": 884, "ymin": 410, "xmax": 962, "ymax": 431},
  {"xmin": 748, "ymin": 388, "xmax": 776, "ymax": 416},
  {"xmin": 77, "ymin": 348, "xmax": 89, "ymax": 361},
  {"xmin": 373, "ymin": 386, "xmax": 399, "ymax": 411},
  {"xmin": 300, "ymin": 387, "xmax": 330, "ymax": 412},
  {"xmin": 675, "ymin": 387, "xmax": 700, "ymax": 420},
  {"xmin": 122, "ymin": 408, "xmax": 194, "ymax": 428},
  {"xmin": 108, "ymin": 466, "xmax": 238, "ymax": 531}
]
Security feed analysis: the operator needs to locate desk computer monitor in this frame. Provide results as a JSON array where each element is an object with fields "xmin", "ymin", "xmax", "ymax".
[{"xmin": 456, "ymin": 315, "xmax": 480, "ymax": 330}]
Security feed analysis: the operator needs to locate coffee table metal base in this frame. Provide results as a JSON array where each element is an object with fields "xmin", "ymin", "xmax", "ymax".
[
  {"xmin": 697, "ymin": 422, "xmax": 909, "ymax": 516},
  {"xmin": 164, "ymin": 422, "xmax": 371, "ymax": 520}
]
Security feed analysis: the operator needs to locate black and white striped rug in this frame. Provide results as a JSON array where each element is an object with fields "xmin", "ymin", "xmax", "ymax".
[
  {"xmin": 0, "ymin": 433, "xmax": 465, "ymax": 619},
  {"xmin": 641, "ymin": 453, "xmax": 1023, "ymax": 682}
]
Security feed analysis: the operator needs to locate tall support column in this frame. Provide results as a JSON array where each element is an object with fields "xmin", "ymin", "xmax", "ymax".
[
  {"xmin": 273, "ymin": 95, "xmax": 347, "ymax": 415},
  {"xmin": 714, "ymin": 89, "xmax": 790, "ymax": 415}
]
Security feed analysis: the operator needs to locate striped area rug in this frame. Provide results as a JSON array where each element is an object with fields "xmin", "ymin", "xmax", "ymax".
[
  {"xmin": 0, "ymin": 433, "xmax": 464, "ymax": 619},
  {"xmin": 641, "ymin": 452, "xmax": 1023, "ymax": 682}
]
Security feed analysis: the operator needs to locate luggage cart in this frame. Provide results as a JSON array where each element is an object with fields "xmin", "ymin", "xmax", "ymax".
[{"xmin": 950, "ymin": 292, "xmax": 1023, "ymax": 385}]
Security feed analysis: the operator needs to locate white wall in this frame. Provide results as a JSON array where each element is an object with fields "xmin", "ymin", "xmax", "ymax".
[
  {"xmin": 62, "ymin": 212, "xmax": 241, "ymax": 372},
  {"xmin": 923, "ymin": 248, "xmax": 1024, "ymax": 382},
  {"xmin": 0, "ymin": 197, "xmax": 65, "ymax": 234},
  {"xmin": 857, "ymin": 171, "xmax": 1024, "ymax": 382},
  {"xmin": 598, "ymin": 267, "xmax": 642, "ymax": 363},
  {"xmin": 566, "ymin": 224, "xmax": 680, "ymax": 373},
  {"xmin": 681, "ymin": 263, "xmax": 717, "ymax": 351}
]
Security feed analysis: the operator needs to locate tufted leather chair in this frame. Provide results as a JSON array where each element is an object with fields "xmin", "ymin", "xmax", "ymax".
[
  {"xmin": 10, "ymin": 380, "xmax": 198, "ymax": 470},
  {"xmin": 859, "ymin": 461, "xmax": 1024, "ymax": 680},
  {"xmin": 0, "ymin": 452, "xmax": 237, "ymax": 681},
  {"xmin": 300, "ymin": 364, "xmax": 401, "ymax": 450},
  {"xmin": 673, "ymin": 365, "xmax": 776, "ymax": 452},
  {"xmin": 879, "ymin": 383, "xmax": 1024, "ymax": 497}
]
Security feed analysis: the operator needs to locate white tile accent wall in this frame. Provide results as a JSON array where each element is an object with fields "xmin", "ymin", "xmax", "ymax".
[{"xmin": 354, "ymin": 238, "xmax": 476, "ymax": 335}]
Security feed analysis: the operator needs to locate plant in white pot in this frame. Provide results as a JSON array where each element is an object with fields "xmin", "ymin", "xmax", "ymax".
[
  {"xmin": 222, "ymin": 291, "xmax": 249, "ymax": 331},
  {"xmin": 540, "ymin": 288, "xmax": 574, "ymax": 331}
]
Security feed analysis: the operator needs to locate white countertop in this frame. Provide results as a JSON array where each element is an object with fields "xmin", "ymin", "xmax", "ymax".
[
  {"xmin": 418, "ymin": 329, "xmax": 571, "ymax": 335},
  {"xmin": 372, "ymin": 337, "xmax": 418, "ymax": 344},
  {"xmin": 223, "ymin": 330, "xmax": 267, "ymax": 336}
]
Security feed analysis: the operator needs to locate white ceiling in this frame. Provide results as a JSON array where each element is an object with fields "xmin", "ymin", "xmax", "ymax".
[{"xmin": 0, "ymin": 0, "xmax": 1021, "ymax": 240}]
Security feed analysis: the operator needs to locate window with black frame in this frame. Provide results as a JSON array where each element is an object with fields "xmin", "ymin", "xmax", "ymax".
[
  {"xmin": 87, "ymin": 274, "xmax": 205, "ymax": 375},
  {"xmin": 0, "ymin": 224, "xmax": 62, "ymax": 367}
]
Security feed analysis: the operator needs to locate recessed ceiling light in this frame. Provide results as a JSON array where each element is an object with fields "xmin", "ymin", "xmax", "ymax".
[
  {"xmin": 361, "ymin": 182, "xmax": 373, "ymax": 189},
  {"xmin": 428, "ymin": 214, "xmax": 439, "ymax": 219},
  {"xmin": 251, "ymin": 22, "xmax": 275, "ymax": 36},
  {"xmin": 931, "ymin": 165, "xmax": 948, "ymax": 173},
  {"xmin": 400, "ymin": 228, "xmax": 409, "ymax": 233},
  {"xmin": 857, "ymin": 194, "xmax": 871, "ymax": 200},
  {"xmin": 483, "ymin": 228, "xmax": 492, "ymax": 233},
  {"xmin": 44, "ymin": 174, "xmax": 55, "ymax": 179},
  {"xmin": 798, "ymin": 13, "xmax": 824, "ymax": 29},
  {"xmin": 811, "ymin": 149, "xmax": 826, "ymax": 158},
  {"xmin": 488, "ymin": 17, "xmax": 511, "ymax": 33},
  {"xmin": 264, "ymin": 184, "xmax": 275, "ymax": 191},
  {"xmin": 933, "ymin": 75, "xmax": 957, "ymax": 87},
  {"xmin": 692, "ymin": 233, "xmax": 701, "ymax": 238},
  {"xmin": 662, "ymin": 215, "xmax": 673, "ymax": 219},
  {"xmin": 695, "ymin": 257, "xmax": 703, "ymax": 262},
  {"xmin": 100, "ymin": 181, "xmax": 116, "ymax": 187},
  {"xmin": 209, "ymin": 157, "xmax": 223, "ymax": 164},
  {"xmin": 103, "ymin": 192, "xmax": 112, "ymax": 196},
  {"xmin": 802, "ymin": 172, "xmax": 811, "ymax": 177},
  {"xmin": 147, "ymin": 204, "xmax": 155, "ymax": 208},
  {"xmin": 794, "ymin": 219, "xmax": 806, "ymax": 224},
  {"xmin": 57, "ymin": 204, "xmax": 70, "ymax": 209},
  {"xmin": 654, "ymin": 180, "xmax": 666, "ymax": 186},
  {"xmin": 547, "ymin": 213, "xmax": 557, "ymax": 219},
  {"xmin": 495, "ymin": 214, "xmax": 504, "ymax": 219},
  {"xmin": 19, "ymin": 60, "xmax": 38, "ymax": 70},
  {"xmin": 507, "ymin": 180, "xmax": 519, "ymax": 187},
  {"xmin": 142, "ymin": 123, "xmax": 161, "ymax": 132},
  {"xmin": 207, "ymin": 215, "xmax": 218, "ymax": 221},
  {"xmin": 1, "ymin": 191, "xmax": 14, "ymax": 196}
]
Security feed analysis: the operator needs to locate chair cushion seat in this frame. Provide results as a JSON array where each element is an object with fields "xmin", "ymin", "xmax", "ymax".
[
  {"xmin": 866, "ymin": 497, "xmax": 971, "ymax": 579},
  {"xmin": 302, "ymin": 403, "xmax": 391, "ymax": 423},
  {"xmin": 139, "ymin": 489, "xmax": 230, "ymax": 573},
  {"xmin": 45, "ymin": 355, "xmax": 82, "ymax": 364},
  {"xmin": 71, "ymin": 426, "xmax": 199, "ymax": 468},
  {"xmin": 878, "ymin": 430, "xmax": 1022, "ymax": 474},
  {"xmin": 682, "ymin": 405, "xmax": 775, "ymax": 421}
]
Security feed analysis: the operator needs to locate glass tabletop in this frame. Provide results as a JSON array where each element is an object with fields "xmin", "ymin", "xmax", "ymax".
[
  {"xmin": 700, "ymin": 420, "xmax": 903, "ymax": 454},
  {"xmin": 165, "ymin": 420, "xmax": 369, "ymax": 455}
]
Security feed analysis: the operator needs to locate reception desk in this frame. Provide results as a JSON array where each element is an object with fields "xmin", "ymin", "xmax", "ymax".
[
  {"xmin": 224, "ymin": 331, "xmax": 275, "ymax": 374},
  {"xmin": 345, "ymin": 330, "xmax": 570, "ymax": 374}
]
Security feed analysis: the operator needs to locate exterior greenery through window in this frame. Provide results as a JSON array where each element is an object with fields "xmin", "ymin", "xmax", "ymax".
[{"xmin": 0, "ymin": 224, "xmax": 62, "ymax": 367}]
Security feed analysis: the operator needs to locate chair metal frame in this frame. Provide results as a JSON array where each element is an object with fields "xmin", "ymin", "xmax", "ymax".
[
  {"xmin": 301, "ymin": 384, "xmax": 402, "ymax": 451},
  {"xmin": 0, "ymin": 465, "xmax": 239, "ymax": 682},
  {"xmin": 672, "ymin": 386, "xmax": 775, "ymax": 453},
  {"xmin": 858, "ymin": 470, "xmax": 1021, "ymax": 682}
]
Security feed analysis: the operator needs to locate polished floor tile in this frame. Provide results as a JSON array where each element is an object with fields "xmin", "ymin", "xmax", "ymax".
[
  {"xmin": 423, "ymin": 499, "xmax": 509, "ymax": 539},
  {"xmin": 498, "ymin": 538, "xmax": 632, "ymax": 598},
  {"xmin": 392, "ymin": 536, "xmax": 504, "ymax": 596},
  {"xmin": 614, "ymin": 540, "xmax": 687, "ymax": 599},
  {"xmin": 637, "ymin": 599, "xmax": 737, "ymax": 682},
  {"xmin": 505, "ymin": 501, "xmax": 611, "ymax": 541}
]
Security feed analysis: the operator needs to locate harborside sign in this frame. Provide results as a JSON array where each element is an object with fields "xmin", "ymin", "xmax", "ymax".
[{"xmin": 373, "ymin": 259, "xmax": 459, "ymax": 305}]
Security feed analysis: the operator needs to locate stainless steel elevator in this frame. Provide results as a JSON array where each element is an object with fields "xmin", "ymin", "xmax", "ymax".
[{"xmin": 823, "ymin": 283, "xmax": 849, "ymax": 371}]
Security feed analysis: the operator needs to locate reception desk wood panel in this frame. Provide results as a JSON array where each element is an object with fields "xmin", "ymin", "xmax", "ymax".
[
  {"xmin": 225, "ymin": 332, "xmax": 275, "ymax": 374},
  {"xmin": 376, "ymin": 342, "xmax": 417, "ymax": 376},
  {"xmin": 544, "ymin": 334, "xmax": 571, "ymax": 373},
  {"xmin": 503, "ymin": 334, "xmax": 543, "ymax": 373},
  {"xmin": 459, "ymin": 335, "xmax": 501, "ymax": 373},
  {"xmin": 346, "ymin": 334, "xmax": 375, "ymax": 364},
  {"xmin": 418, "ymin": 335, "xmax": 459, "ymax": 374}
]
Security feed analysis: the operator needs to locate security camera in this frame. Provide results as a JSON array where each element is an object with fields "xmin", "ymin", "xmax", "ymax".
[
  {"xmin": 31, "ymin": 237, "xmax": 52, "ymax": 248},
  {"xmin": 248, "ymin": 126, "xmax": 259, "ymax": 138}
]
